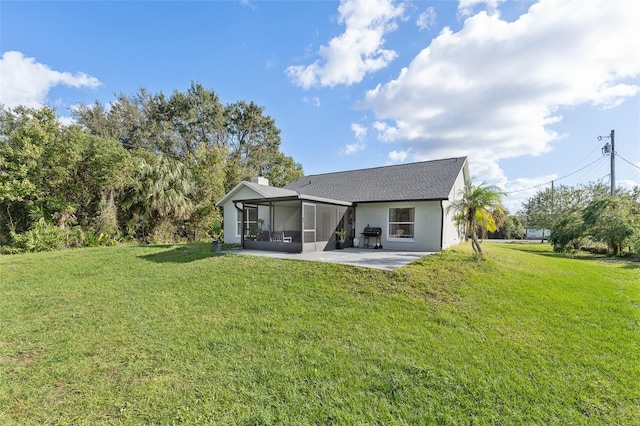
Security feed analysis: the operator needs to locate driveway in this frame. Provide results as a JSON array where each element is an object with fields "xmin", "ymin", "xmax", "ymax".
[{"xmin": 230, "ymin": 247, "xmax": 436, "ymax": 270}]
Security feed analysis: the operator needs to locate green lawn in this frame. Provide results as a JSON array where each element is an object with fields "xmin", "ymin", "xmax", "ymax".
[{"xmin": 1, "ymin": 243, "xmax": 638, "ymax": 425}]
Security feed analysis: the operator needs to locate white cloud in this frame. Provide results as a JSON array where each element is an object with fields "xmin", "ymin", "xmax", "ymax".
[
  {"xmin": 286, "ymin": 0, "xmax": 406, "ymax": 89},
  {"xmin": 501, "ymin": 174, "xmax": 556, "ymax": 213},
  {"xmin": 417, "ymin": 7, "xmax": 436, "ymax": 31},
  {"xmin": 266, "ymin": 55, "xmax": 277, "ymax": 69},
  {"xmin": 342, "ymin": 141, "xmax": 366, "ymax": 155},
  {"xmin": 458, "ymin": 0, "xmax": 505, "ymax": 17},
  {"xmin": 0, "ymin": 51, "xmax": 101, "ymax": 109},
  {"xmin": 303, "ymin": 96, "xmax": 321, "ymax": 107},
  {"xmin": 341, "ymin": 123, "xmax": 369, "ymax": 155},
  {"xmin": 373, "ymin": 120, "xmax": 400, "ymax": 142},
  {"xmin": 388, "ymin": 150, "xmax": 408, "ymax": 162},
  {"xmin": 240, "ymin": 0, "xmax": 255, "ymax": 9},
  {"xmin": 618, "ymin": 178, "xmax": 640, "ymax": 191},
  {"xmin": 362, "ymin": 0, "xmax": 640, "ymax": 186},
  {"xmin": 351, "ymin": 122, "xmax": 367, "ymax": 140},
  {"xmin": 57, "ymin": 116, "xmax": 77, "ymax": 127}
]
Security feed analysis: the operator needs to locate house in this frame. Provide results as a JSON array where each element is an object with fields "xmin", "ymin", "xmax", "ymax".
[
  {"xmin": 525, "ymin": 228, "xmax": 550, "ymax": 240},
  {"xmin": 216, "ymin": 156, "xmax": 469, "ymax": 253}
]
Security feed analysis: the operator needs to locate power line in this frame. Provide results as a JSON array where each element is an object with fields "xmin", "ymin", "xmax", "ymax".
[
  {"xmin": 0, "ymin": 82, "xmax": 40, "ymax": 96},
  {"xmin": 617, "ymin": 154, "xmax": 640, "ymax": 171},
  {"xmin": 574, "ymin": 154, "xmax": 608, "ymax": 184},
  {"xmin": 563, "ymin": 138, "xmax": 610, "ymax": 176},
  {"xmin": 505, "ymin": 156, "xmax": 606, "ymax": 194}
]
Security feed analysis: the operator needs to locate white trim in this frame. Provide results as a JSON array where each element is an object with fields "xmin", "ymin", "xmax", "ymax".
[
  {"xmin": 387, "ymin": 237, "xmax": 416, "ymax": 242},
  {"xmin": 236, "ymin": 209, "xmax": 242, "ymax": 238},
  {"xmin": 216, "ymin": 181, "xmax": 296, "ymax": 206},
  {"xmin": 387, "ymin": 206, "xmax": 416, "ymax": 241}
]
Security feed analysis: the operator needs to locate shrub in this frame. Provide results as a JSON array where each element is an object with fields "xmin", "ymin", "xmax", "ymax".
[
  {"xmin": 583, "ymin": 196, "xmax": 638, "ymax": 256},
  {"xmin": 549, "ymin": 212, "xmax": 584, "ymax": 253},
  {"xmin": 632, "ymin": 232, "xmax": 640, "ymax": 257},
  {"xmin": 9, "ymin": 220, "xmax": 65, "ymax": 253}
]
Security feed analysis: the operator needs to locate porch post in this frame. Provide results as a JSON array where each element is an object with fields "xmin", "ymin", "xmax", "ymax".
[
  {"xmin": 236, "ymin": 202, "xmax": 244, "ymax": 248},
  {"xmin": 270, "ymin": 201, "xmax": 274, "ymax": 236}
]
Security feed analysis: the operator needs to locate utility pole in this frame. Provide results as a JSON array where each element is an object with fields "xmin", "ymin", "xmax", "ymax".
[
  {"xmin": 551, "ymin": 180, "xmax": 554, "ymax": 215},
  {"xmin": 610, "ymin": 129, "xmax": 615, "ymax": 196},
  {"xmin": 599, "ymin": 129, "xmax": 615, "ymax": 196}
]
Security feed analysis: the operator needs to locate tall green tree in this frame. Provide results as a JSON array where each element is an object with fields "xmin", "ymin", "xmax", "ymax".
[
  {"xmin": 185, "ymin": 143, "xmax": 227, "ymax": 240},
  {"xmin": 74, "ymin": 89, "xmax": 162, "ymax": 153},
  {"xmin": 1, "ymin": 106, "xmax": 137, "ymax": 248},
  {"xmin": 223, "ymin": 100, "xmax": 303, "ymax": 190},
  {"xmin": 582, "ymin": 195, "xmax": 639, "ymax": 256},
  {"xmin": 549, "ymin": 211, "xmax": 585, "ymax": 253},
  {"xmin": 448, "ymin": 181, "xmax": 506, "ymax": 255},
  {"xmin": 521, "ymin": 183, "xmax": 609, "ymax": 232},
  {"xmin": 156, "ymin": 83, "xmax": 226, "ymax": 157},
  {"xmin": 2, "ymin": 83, "xmax": 306, "ymax": 250},
  {"xmin": 263, "ymin": 152, "xmax": 304, "ymax": 188},
  {"xmin": 124, "ymin": 152, "xmax": 195, "ymax": 242},
  {"xmin": 80, "ymin": 135, "xmax": 135, "ymax": 235},
  {"xmin": 488, "ymin": 215, "xmax": 525, "ymax": 239},
  {"xmin": 0, "ymin": 107, "xmax": 43, "ymax": 236},
  {"xmin": 0, "ymin": 106, "xmax": 82, "ymax": 233},
  {"xmin": 73, "ymin": 83, "xmax": 303, "ymax": 193}
]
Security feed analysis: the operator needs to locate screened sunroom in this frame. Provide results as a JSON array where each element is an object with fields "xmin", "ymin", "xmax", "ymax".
[{"xmin": 231, "ymin": 195, "xmax": 354, "ymax": 253}]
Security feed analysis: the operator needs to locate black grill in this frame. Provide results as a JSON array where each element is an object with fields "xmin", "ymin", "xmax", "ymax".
[
  {"xmin": 361, "ymin": 226, "xmax": 383, "ymax": 249},
  {"xmin": 361, "ymin": 226, "xmax": 382, "ymax": 236}
]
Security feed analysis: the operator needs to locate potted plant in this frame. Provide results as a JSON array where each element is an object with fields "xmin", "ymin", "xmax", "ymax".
[
  {"xmin": 256, "ymin": 218, "xmax": 265, "ymax": 240},
  {"xmin": 335, "ymin": 229, "xmax": 346, "ymax": 250},
  {"xmin": 212, "ymin": 219, "xmax": 223, "ymax": 252}
]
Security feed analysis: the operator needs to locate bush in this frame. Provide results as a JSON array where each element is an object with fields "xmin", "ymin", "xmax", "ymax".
[
  {"xmin": 579, "ymin": 239, "xmax": 609, "ymax": 255},
  {"xmin": 149, "ymin": 219, "xmax": 179, "ymax": 244},
  {"xmin": 631, "ymin": 233, "xmax": 640, "ymax": 257},
  {"xmin": 549, "ymin": 212, "xmax": 584, "ymax": 253},
  {"xmin": 9, "ymin": 220, "xmax": 65, "ymax": 253}
]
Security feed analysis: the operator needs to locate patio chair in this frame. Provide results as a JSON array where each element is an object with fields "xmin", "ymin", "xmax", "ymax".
[{"xmin": 270, "ymin": 231, "xmax": 292, "ymax": 243}]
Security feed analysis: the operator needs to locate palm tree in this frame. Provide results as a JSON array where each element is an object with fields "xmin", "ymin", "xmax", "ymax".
[
  {"xmin": 477, "ymin": 205, "xmax": 507, "ymax": 240},
  {"xmin": 124, "ymin": 152, "xmax": 195, "ymax": 242},
  {"xmin": 448, "ymin": 181, "xmax": 506, "ymax": 255},
  {"xmin": 143, "ymin": 154, "xmax": 195, "ymax": 220}
]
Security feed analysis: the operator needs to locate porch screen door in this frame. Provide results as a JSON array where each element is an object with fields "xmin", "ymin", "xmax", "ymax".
[{"xmin": 302, "ymin": 202, "xmax": 316, "ymax": 252}]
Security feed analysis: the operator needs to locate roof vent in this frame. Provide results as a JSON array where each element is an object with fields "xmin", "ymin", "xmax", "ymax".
[{"xmin": 251, "ymin": 176, "xmax": 269, "ymax": 186}]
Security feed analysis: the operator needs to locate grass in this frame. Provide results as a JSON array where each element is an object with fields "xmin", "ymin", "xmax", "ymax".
[{"xmin": 1, "ymin": 243, "xmax": 638, "ymax": 424}]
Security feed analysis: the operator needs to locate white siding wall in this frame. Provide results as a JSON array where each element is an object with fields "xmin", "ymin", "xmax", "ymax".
[
  {"xmin": 440, "ymin": 165, "xmax": 467, "ymax": 249},
  {"xmin": 222, "ymin": 202, "xmax": 241, "ymax": 244},
  {"xmin": 355, "ymin": 201, "xmax": 443, "ymax": 252},
  {"xmin": 220, "ymin": 186, "xmax": 266, "ymax": 245}
]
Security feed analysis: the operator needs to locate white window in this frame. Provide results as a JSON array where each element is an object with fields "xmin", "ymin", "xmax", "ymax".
[{"xmin": 388, "ymin": 207, "xmax": 415, "ymax": 239}]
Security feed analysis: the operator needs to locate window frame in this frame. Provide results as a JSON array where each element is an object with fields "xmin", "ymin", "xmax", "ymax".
[
  {"xmin": 387, "ymin": 207, "xmax": 416, "ymax": 242},
  {"xmin": 237, "ymin": 207, "xmax": 258, "ymax": 237}
]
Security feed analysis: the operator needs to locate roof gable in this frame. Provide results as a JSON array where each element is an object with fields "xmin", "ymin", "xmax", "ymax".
[
  {"xmin": 283, "ymin": 157, "xmax": 468, "ymax": 203},
  {"xmin": 216, "ymin": 181, "xmax": 298, "ymax": 206}
]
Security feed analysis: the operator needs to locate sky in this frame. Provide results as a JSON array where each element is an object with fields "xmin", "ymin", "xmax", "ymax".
[{"xmin": 1, "ymin": 0, "xmax": 639, "ymax": 212}]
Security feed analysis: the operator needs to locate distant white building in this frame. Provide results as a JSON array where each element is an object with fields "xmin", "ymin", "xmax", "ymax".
[{"xmin": 526, "ymin": 228, "xmax": 550, "ymax": 240}]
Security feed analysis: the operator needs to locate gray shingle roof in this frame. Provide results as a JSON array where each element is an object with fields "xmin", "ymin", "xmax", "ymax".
[
  {"xmin": 215, "ymin": 180, "xmax": 299, "ymax": 206},
  {"xmin": 284, "ymin": 157, "xmax": 467, "ymax": 203},
  {"xmin": 243, "ymin": 182, "xmax": 299, "ymax": 198}
]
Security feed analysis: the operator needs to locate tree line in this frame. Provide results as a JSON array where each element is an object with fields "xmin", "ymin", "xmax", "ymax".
[
  {"xmin": 519, "ymin": 182, "xmax": 640, "ymax": 256},
  {"xmin": 447, "ymin": 177, "xmax": 639, "ymax": 258},
  {"xmin": 0, "ymin": 83, "xmax": 303, "ymax": 252}
]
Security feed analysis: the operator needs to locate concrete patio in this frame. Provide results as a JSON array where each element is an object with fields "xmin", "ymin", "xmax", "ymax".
[{"xmin": 228, "ymin": 247, "xmax": 436, "ymax": 270}]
